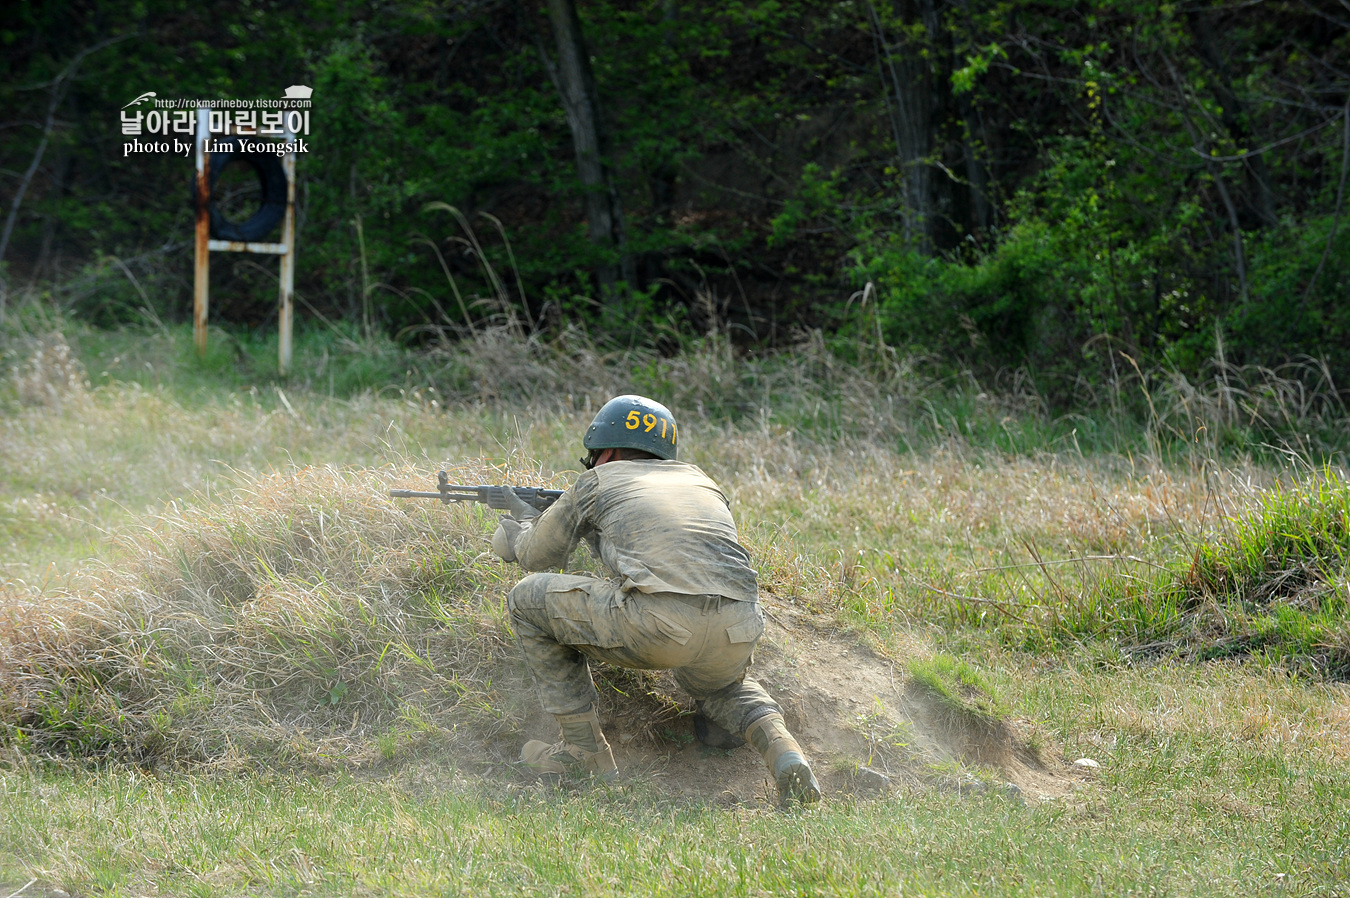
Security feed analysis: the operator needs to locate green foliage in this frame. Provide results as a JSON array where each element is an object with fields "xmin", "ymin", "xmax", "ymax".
[
  {"xmin": 848, "ymin": 0, "xmax": 1349, "ymax": 396},
  {"xmin": 1235, "ymin": 215, "xmax": 1350, "ymax": 379},
  {"xmin": 2, "ymin": 0, "xmax": 1347, "ymax": 396},
  {"xmin": 951, "ymin": 43, "xmax": 1006, "ymax": 96},
  {"xmin": 769, "ymin": 163, "xmax": 845, "ymax": 248}
]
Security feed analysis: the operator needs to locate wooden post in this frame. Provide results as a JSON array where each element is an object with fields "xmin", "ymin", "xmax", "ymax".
[
  {"xmin": 278, "ymin": 142, "xmax": 296, "ymax": 374},
  {"xmin": 192, "ymin": 103, "xmax": 299, "ymax": 372},
  {"xmin": 193, "ymin": 105, "xmax": 211, "ymax": 356}
]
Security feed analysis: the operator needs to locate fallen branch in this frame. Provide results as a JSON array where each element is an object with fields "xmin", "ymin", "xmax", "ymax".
[
  {"xmin": 921, "ymin": 583, "xmax": 1029, "ymax": 621},
  {"xmin": 0, "ymin": 34, "xmax": 131, "ymax": 302},
  {"xmin": 972, "ymin": 554, "xmax": 1167, "ymax": 573}
]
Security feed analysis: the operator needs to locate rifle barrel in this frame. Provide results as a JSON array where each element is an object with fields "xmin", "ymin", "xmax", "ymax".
[{"xmin": 388, "ymin": 482, "xmax": 565, "ymax": 509}]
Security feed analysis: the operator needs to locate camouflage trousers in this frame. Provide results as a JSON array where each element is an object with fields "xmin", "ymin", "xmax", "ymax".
[{"xmin": 507, "ymin": 573, "xmax": 782, "ymax": 737}]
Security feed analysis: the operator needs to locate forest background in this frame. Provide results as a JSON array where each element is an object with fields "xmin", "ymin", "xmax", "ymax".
[
  {"xmin": 3, "ymin": 0, "xmax": 1349, "ymax": 402},
  {"xmin": 6, "ymin": 5, "xmax": 1350, "ymax": 893}
]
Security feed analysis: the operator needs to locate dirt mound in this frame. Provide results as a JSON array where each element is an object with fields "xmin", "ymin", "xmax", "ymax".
[
  {"xmin": 0, "ymin": 460, "xmax": 1079, "ymax": 805},
  {"xmin": 504, "ymin": 598, "xmax": 1080, "ymax": 806}
]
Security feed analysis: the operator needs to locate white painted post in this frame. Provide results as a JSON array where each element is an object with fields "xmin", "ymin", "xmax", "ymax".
[
  {"xmin": 278, "ymin": 126, "xmax": 297, "ymax": 375},
  {"xmin": 193, "ymin": 105, "xmax": 211, "ymax": 356}
]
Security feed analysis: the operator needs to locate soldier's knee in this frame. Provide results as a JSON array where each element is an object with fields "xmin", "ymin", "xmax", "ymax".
[{"xmin": 507, "ymin": 573, "xmax": 551, "ymax": 617}]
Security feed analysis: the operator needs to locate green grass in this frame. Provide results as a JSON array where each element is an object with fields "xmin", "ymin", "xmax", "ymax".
[
  {"xmin": 897, "ymin": 471, "xmax": 1350, "ymax": 679},
  {"xmin": 3, "ymin": 711, "xmax": 1347, "ymax": 898},
  {"xmin": 4, "ymin": 313, "xmax": 1350, "ymax": 896},
  {"xmin": 907, "ymin": 654, "xmax": 1006, "ymax": 725}
]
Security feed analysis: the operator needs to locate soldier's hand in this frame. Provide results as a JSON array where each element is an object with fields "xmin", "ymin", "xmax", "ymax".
[
  {"xmin": 492, "ymin": 517, "xmax": 524, "ymax": 562},
  {"xmin": 503, "ymin": 488, "xmax": 541, "ymax": 521}
]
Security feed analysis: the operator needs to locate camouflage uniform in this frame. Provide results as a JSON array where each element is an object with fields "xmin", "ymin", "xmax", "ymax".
[{"xmin": 496, "ymin": 458, "xmax": 785, "ymax": 739}]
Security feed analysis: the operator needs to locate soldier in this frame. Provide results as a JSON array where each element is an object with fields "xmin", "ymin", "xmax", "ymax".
[{"xmin": 491, "ymin": 394, "xmax": 821, "ymax": 804}]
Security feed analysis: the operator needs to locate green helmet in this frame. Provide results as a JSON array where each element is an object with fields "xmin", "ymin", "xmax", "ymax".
[{"xmin": 583, "ymin": 394, "xmax": 678, "ymax": 460}]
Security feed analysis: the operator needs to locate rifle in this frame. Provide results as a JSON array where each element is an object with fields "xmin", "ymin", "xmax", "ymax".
[{"xmin": 389, "ymin": 470, "xmax": 564, "ymax": 513}]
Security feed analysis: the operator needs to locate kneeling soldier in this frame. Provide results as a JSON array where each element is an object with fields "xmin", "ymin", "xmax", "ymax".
[{"xmin": 491, "ymin": 394, "xmax": 821, "ymax": 803}]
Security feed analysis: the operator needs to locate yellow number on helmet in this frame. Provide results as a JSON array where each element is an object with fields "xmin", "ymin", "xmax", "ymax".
[
  {"xmin": 643, "ymin": 413, "xmax": 656, "ymax": 432},
  {"xmin": 625, "ymin": 410, "xmax": 641, "ymax": 429}
]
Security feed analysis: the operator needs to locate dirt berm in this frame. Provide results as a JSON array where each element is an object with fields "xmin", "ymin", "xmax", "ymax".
[{"xmin": 499, "ymin": 597, "xmax": 1081, "ymax": 806}]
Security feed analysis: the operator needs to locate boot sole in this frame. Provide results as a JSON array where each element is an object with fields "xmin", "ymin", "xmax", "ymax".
[{"xmin": 774, "ymin": 751, "xmax": 821, "ymax": 804}]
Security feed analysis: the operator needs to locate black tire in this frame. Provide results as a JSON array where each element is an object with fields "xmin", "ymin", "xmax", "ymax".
[{"xmin": 207, "ymin": 138, "xmax": 288, "ymax": 242}]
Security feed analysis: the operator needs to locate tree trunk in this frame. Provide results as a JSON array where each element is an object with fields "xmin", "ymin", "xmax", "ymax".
[
  {"xmin": 1187, "ymin": 7, "xmax": 1279, "ymax": 229},
  {"xmin": 0, "ymin": 35, "xmax": 126, "ymax": 297},
  {"xmin": 648, "ymin": 0, "xmax": 679, "ymax": 225},
  {"xmin": 34, "ymin": 140, "xmax": 71, "ymax": 281},
  {"xmin": 957, "ymin": 92, "xmax": 993, "ymax": 234},
  {"xmin": 871, "ymin": 0, "xmax": 940, "ymax": 254},
  {"xmin": 952, "ymin": 0, "xmax": 993, "ymax": 236},
  {"xmin": 544, "ymin": 0, "xmax": 632, "ymax": 298}
]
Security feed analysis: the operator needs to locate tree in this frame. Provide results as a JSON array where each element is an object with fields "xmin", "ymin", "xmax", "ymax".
[
  {"xmin": 868, "ymin": 0, "xmax": 940, "ymax": 254},
  {"xmin": 539, "ymin": 0, "xmax": 632, "ymax": 298}
]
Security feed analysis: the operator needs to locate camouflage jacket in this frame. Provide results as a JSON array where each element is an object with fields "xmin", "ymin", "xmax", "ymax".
[{"xmin": 506, "ymin": 459, "xmax": 759, "ymax": 602}]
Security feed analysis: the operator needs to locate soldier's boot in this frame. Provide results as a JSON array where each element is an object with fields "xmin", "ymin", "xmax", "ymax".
[
  {"xmin": 521, "ymin": 705, "xmax": 618, "ymax": 782},
  {"xmin": 745, "ymin": 712, "xmax": 821, "ymax": 804}
]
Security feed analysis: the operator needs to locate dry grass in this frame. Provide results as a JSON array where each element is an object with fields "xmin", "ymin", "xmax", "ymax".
[
  {"xmin": 0, "ymin": 462, "xmax": 543, "ymax": 768},
  {"xmin": 5, "ymin": 331, "xmax": 90, "ymax": 408},
  {"xmin": 1, "ymin": 318, "xmax": 1348, "ymax": 775},
  {"xmin": 1145, "ymin": 352, "xmax": 1347, "ymax": 455}
]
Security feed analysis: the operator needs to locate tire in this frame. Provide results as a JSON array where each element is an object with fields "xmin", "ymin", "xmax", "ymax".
[{"xmin": 206, "ymin": 138, "xmax": 288, "ymax": 242}]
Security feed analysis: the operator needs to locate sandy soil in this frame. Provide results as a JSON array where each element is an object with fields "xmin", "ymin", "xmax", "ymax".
[{"xmin": 508, "ymin": 596, "xmax": 1084, "ymax": 807}]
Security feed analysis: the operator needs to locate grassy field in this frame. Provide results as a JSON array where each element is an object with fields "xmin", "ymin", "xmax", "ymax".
[{"xmin": 2, "ymin": 315, "xmax": 1349, "ymax": 896}]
